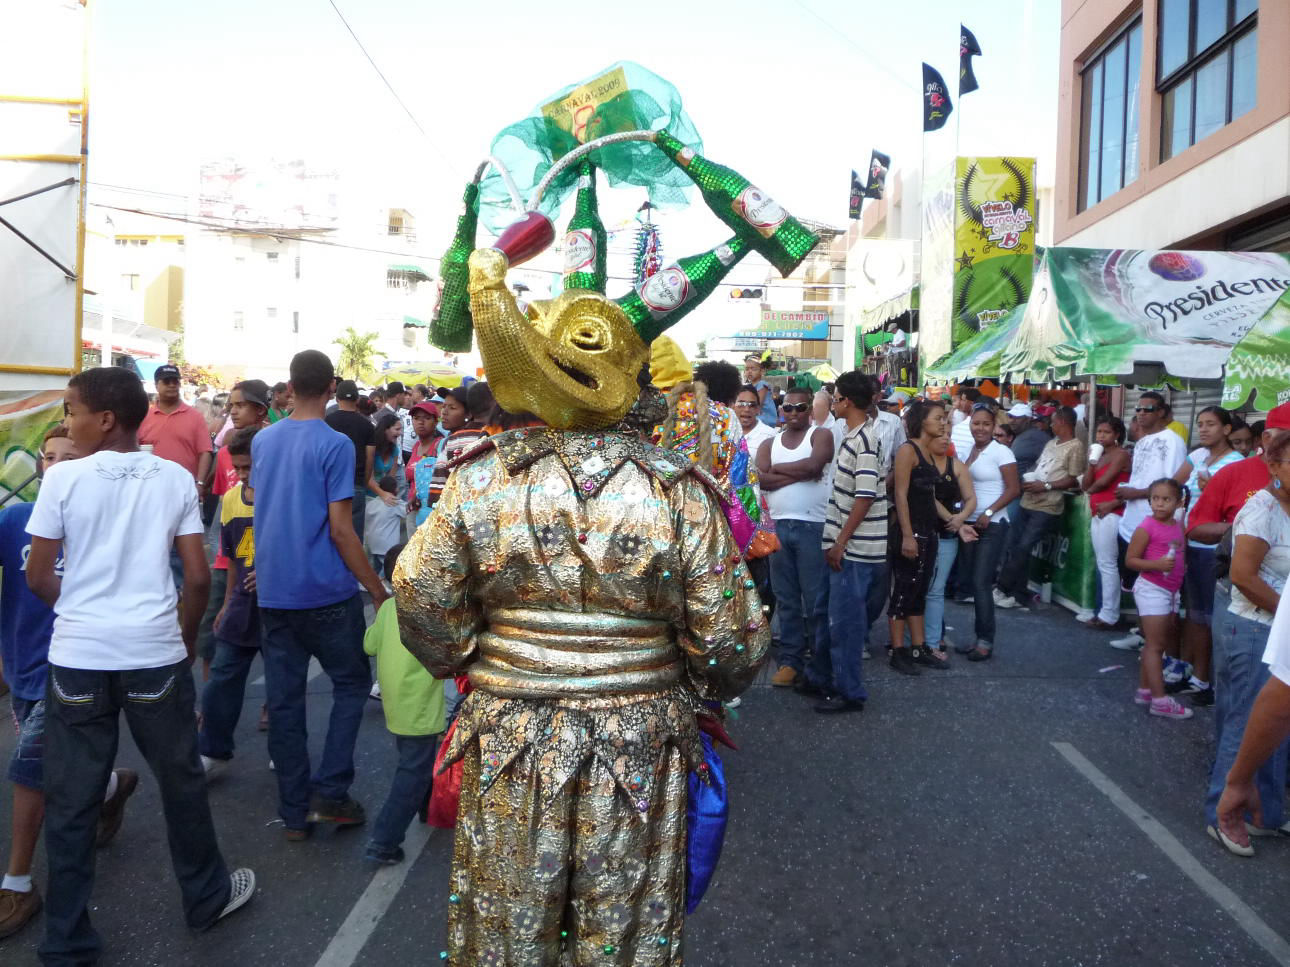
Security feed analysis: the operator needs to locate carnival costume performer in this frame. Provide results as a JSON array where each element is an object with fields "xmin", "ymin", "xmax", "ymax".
[{"xmin": 395, "ymin": 106, "xmax": 816, "ymax": 964}]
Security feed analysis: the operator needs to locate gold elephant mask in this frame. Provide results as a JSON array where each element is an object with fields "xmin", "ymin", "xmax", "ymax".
[{"xmin": 468, "ymin": 247, "xmax": 648, "ymax": 431}]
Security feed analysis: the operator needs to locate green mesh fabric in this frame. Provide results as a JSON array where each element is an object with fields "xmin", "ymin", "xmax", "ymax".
[{"xmin": 476, "ymin": 61, "xmax": 702, "ymax": 235}]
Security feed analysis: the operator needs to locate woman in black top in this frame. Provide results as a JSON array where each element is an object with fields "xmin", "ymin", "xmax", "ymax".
[{"xmin": 888, "ymin": 400, "xmax": 950, "ymax": 674}]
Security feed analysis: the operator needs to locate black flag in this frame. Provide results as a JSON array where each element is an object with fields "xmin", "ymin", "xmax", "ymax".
[
  {"xmin": 922, "ymin": 63, "xmax": 953, "ymax": 132},
  {"xmin": 848, "ymin": 170, "xmax": 864, "ymax": 219},
  {"xmin": 960, "ymin": 25, "xmax": 982, "ymax": 95},
  {"xmin": 863, "ymin": 150, "xmax": 890, "ymax": 199}
]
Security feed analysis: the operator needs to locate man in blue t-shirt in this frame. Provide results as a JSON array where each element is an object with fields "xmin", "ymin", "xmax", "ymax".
[
  {"xmin": 251, "ymin": 350, "xmax": 388, "ymax": 840},
  {"xmin": 744, "ymin": 353, "xmax": 779, "ymax": 427},
  {"xmin": 0, "ymin": 427, "xmax": 139, "ymax": 939}
]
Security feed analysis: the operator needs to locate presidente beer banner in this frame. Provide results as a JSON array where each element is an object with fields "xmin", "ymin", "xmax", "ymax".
[
  {"xmin": 1225, "ymin": 288, "xmax": 1290, "ymax": 411},
  {"xmin": 1002, "ymin": 248, "xmax": 1290, "ymax": 382},
  {"xmin": 951, "ymin": 156, "xmax": 1036, "ymax": 351}
]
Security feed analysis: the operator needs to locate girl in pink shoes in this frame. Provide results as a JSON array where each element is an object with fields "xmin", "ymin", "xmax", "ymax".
[{"xmin": 1126, "ymin": 478, "xmax": 1190, "ymax": 719}]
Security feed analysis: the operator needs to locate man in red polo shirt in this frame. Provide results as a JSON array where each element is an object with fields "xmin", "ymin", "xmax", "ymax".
[
  {"xmin": 140, "ymin": 364, "xmax": 213, "ymax": 494},
  {"xmin": 1188, "ymin": 402, "xmax": 1290, "ymax": 544}
]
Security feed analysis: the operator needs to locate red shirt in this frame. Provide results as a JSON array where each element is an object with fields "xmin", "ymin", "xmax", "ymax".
[
  {"xmin": 139, "ymin": 402, "xmax": 211, "ymax": 479},
  {"xmin": 1187, "ymin": 454, "xmax": 1270, "ymax": 533}
]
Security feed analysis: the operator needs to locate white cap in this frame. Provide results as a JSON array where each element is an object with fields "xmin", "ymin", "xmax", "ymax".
[{"xmin": 1007, "ymin": 403, "xmax": 1034, "ymax": 418}]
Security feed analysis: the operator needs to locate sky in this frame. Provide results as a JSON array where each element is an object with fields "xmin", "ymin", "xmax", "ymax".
[{"xmin": 84, "ymin": 0, "xmax": 1061, "ymax": 356}]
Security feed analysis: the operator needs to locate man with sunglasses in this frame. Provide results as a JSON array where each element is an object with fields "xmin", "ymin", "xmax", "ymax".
[
  {"xmin": 756, "ymin": 387, "xmax": 837, "ymax": 688},
  {"xmin": 1116, "ymin": 391, "xmax": 1187, "ymax": 551}
]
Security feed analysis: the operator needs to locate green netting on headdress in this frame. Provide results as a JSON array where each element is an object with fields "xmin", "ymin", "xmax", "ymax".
[{"xmin": 476, "ymin": 61, "xmax": 702, "ymax": 235}]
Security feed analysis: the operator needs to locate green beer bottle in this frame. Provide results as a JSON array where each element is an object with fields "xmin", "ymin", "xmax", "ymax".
[
  {"xmin": 429, "ymin": 180, "xmax": 479, "ymax": 353},
  {"xmin": 616, "ymin": 236, "xmax": 749, "ymax": 344},
  {"xmin": 562, "ymin": 159, "xmax": 607, "ymax": 292},
  {"xmin": 654, "ymin": 129, "xmax": 818, "ymax": 277}
]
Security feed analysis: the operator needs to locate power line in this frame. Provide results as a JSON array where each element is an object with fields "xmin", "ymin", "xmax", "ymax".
[
  {"xmin": 789, "ymin": 0, "xmax": 919, "ymax": 94},
  {"xmin": 323, "ymin": 0, "xmax": 464, "ymax": 180}
]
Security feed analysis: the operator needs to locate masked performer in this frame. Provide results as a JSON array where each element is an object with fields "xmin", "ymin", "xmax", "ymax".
[{"xmin": 396, "ymin": 135, "xmax": 814, "ymax": 966}]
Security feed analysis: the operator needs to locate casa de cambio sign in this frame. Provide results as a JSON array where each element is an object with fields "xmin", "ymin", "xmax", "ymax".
[{"xmin": 736, "ymin": 309, "xmax": 830, "ymax": 341}]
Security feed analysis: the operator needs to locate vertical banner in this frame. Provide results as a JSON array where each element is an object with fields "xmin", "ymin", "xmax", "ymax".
[
  {"xmin": 864, "ymin": 151, "xmax": 890, "ymax": 199},
  {"xmin": 848, "ymin": 170, "xmax": 864, "ymax": 220},
  {"xmin": 951, "ymin": 156, "xmax": 1036, "ymax": 351},
  {"xmin": 918, "ymin": 162, "xmax": 957, "ymax": 375}
]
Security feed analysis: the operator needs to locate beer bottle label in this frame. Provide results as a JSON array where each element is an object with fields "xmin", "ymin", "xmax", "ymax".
[
  {"xmin": 577, "ymin": 173, "xmax": 592, "ymax": 189},
  {"xmin": 715, "ymin": 243, "xmax": 737, "ymax": 267},
  {"xmin": 639, "ymin": 266, "xmax": 692, "ymax": 317},
  {"xmin": 732, "ymin": 186, "xmax": 787, "ymax": 238},
  {"xmin": 563, "ymin": 230, "xmax": 596, "ymax": 273}
]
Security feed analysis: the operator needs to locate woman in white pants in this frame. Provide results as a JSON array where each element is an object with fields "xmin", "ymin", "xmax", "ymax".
[{"xmin": 1081, "ymin": 415, "xmax": 1131, "ymax": 629}]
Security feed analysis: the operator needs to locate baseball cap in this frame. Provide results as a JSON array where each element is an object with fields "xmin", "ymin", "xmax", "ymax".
[
  {"xmin": 235, "ymin": 379, "xmax": 271, "ymax": 409},
  {"xmin": 386, "ymin": 381, "xmax": 406, "ymax": 395},
  {"xmin": 155, "ymin": 364, "xmax": 180, "ymax": 382},
  {"xmin": 335, "ymin": 379, "xmax": 359, "ymax": 401},
  {"xmin": 410, "ymin": 401, "xmax": 440, "ymax": 419},
  {"xmin": 1008, "ymin": 402, "xmax": 1034, "ymax": 418},
  {"xmin": 1267, "ymin": 401, "xmax": 1290, "ymax": 431}
]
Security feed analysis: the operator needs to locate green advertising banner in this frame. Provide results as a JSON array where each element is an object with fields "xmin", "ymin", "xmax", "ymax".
[
  {"xmin": 0, "ymin": 391, "xmax": 64, "ymax": 504},
  {"xmin": 1224, "ymin": 288, "xmax": 1290, "ymax": 411},
  {"xmin": 1024, "ymin": 497, "xmax": 1098, "ymax": 615},
  {"xmin": 1003, "ymin": 248, "xmax": 1290, "ymax": 383},
  {"xmin": 952, "ymin": 157, "xmax": 1036, "ymax": 350}
]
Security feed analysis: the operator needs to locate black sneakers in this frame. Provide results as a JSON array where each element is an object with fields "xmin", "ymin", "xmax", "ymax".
[
  {"xmin": 306, "ymin": 796, "xmax": 366, "ymax": 826},
  {"xmin": 889, "ymin": 648, "xmax": 921, "ymax": 676}
]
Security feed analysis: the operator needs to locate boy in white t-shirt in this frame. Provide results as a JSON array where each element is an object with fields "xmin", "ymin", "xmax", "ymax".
[{"xmin": 25, "ymin": 367, "xmax": 255, "ymax": 961}]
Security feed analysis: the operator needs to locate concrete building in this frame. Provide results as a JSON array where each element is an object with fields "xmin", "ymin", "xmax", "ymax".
[{"xmin": 1056, "ymin": 0, "xmax": 1288, "ymax": 250}]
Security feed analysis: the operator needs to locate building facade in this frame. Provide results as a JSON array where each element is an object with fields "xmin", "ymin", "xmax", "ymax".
[{"xmin": 1056, "ymin": 0, "xmax": 1289, "ymax": 250}]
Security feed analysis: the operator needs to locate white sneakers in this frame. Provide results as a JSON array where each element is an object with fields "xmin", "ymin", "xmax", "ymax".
[{"xmin": 200, "ymin": 755, "xmax": 229, "ymax": 782}]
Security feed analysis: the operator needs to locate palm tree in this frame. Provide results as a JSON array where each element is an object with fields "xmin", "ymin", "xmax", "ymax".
[{"xmin": 333, "ymin": 327, "xmax": 386, "ymax": 382}]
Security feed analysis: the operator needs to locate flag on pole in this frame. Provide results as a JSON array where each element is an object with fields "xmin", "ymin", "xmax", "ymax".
[
  {"xmin": 960, "ymin": 25, "xmax": 982, "ymax": 95},
  {"xmin": 848, "ymin": 170, "xmax": 864, "ymax": 219},
  {"xmin": 922, "ymin": 63, "xmax": 953, "ymax": 132},
  {"xmin": 864, "ymin": 151, "xmax": 891, "ymax": 199}
]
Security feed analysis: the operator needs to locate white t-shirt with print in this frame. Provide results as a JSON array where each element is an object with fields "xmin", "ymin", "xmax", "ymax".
[
  {"xmin": 1119, "ymin": 428, "xmax": 1188, "ymax": 542},
  {"xmin": 965, "ymin": 440, "xmax": 1017, "ymax": 523},
  {"xmin": 1229, "ymin": 489, "xmax": 1290, "ymax": 626},
  {"xmin": 26, "ymin": 450, "xmax": 203, "ymax": 670}
]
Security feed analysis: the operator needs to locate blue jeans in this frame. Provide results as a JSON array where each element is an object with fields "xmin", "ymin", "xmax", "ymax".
[
  {"xmin": 768, "ymin": 519, "xmax": 828, "ymax": 672},
  {"xmin": 199, "ymin": 639, "xmax": 260, "ymax": 761},
  {"xmin": 260, "ymin": 595, "xmax": 370, "ymax": 829},
  {"xmin": 997, "ymin": 506, "xmax": 1061, "ymax": 601},
  {"xmin": 369, "ymin": 734, "xmax": 438, "ymax": 856},
  {"xmin": 807, "ymin": 559, "xmax": 882, "ymax": 702},
  {"xmin": 924, "ymin": 534, "xmax": 959, "ymax": 646},
  {"xmin": 1205, "ymin": 591, "xmax": 1288, "ymax": 828},
  {"xmin": 957, "ymin": 519, "xmax": 1009, "ymax": 646},
  {"xmin": 42, "ymin": 662, "xmax": 230, "ymax": 964}
]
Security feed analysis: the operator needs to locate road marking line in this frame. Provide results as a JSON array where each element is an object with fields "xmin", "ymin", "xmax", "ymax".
[
  {"xmin": 312, "ymin": 821, "xmax": 437, "ymax": 967},
  {"xmin": 251, "ymin": 656, "xmax": 323, "ymax": 688},
  {"xmin": 1054, "ymin": 741, "xmax": 1290, "ymax": 966}
]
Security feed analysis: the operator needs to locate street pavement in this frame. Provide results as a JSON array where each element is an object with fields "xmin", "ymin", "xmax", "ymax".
[{"xmin": 5, "ymin": 596, "xmax": 1290, "ymax": 966}]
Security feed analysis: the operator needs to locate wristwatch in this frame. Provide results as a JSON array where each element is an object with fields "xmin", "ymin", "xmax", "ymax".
[
  {"xmin": 1044, "ymin": 481, "xmax": 1053, "ymax": 491},
  {"xmin": 983, "ymin": 508, "xmax": 994, "ymax": 518}
]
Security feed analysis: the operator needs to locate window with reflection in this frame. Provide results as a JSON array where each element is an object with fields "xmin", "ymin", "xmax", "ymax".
[
  {"xmin": 1079, "ymin": 19, "xmax": 1142, "ymax": 211},
  {"xmin": 1158, "ymin": 0, "xmax": 1257, "ymax": 161}
]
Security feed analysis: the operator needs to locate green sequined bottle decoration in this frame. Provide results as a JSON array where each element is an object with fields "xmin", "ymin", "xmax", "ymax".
[
  {"xmin": 615, "ymin": 236, "xmax": 748, "ymax": 344},
  {"xmin": 562, "ymin": 159, "xmax": 607, "ymax": 293},
  {"xmin": 654, "ymin": 129, "xmax": 818, "ymax": 277},
  {"xmin": 430, "ymin": 180, "xmax": 479, "ymax": 353}
]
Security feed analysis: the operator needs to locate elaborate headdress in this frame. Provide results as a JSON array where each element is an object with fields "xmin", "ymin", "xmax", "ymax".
[{"xmin": 430, "ymin": 62, "xmax": 820, "ymax": 431}]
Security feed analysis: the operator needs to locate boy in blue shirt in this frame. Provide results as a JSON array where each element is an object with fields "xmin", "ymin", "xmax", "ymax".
[{"xmin": 251, "ymin": 350, "xmax": 388, "ymax": 840}]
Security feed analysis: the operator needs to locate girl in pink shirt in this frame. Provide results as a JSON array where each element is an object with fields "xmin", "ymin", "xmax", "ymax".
[{"xmin": 1126, "ymin": 478, "xmax": 1189, "ymax": 719}]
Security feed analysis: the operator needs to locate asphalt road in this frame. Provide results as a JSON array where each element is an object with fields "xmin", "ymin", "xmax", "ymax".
[{"xmin": 4, "ymin": 596, "xmax": 1290, "ymax": 967}]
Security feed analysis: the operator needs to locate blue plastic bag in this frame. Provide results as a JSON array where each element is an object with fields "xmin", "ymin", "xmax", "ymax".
[{"xmin": 685, "ymin": 731, "xmax": 728, "ymax": 914}]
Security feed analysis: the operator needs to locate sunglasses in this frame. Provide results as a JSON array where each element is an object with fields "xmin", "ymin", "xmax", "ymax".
[
  {"xmin": 734, "ymin": 400, "xmax": 760, "ymax": 408},
  {"xmin": 1135, "ymin": 405, "xmax": 1159, "ymax": 414},
  {"xmin": 781, "ymin": 402, "xmax": 811, "ymax": 413}
]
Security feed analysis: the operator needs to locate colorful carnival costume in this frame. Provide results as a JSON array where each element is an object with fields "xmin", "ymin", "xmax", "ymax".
[{"xmin": 395, "ymin": 64, "xmax": 816, "ymax": 965}]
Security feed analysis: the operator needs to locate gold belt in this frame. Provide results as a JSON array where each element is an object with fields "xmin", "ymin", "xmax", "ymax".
[{"xmin": 469, "ymin": 608, "xmax": 682, "ymax": 699}]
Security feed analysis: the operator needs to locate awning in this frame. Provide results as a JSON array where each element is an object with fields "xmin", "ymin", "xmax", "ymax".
[
  {"xmin": 403, "ymin": 314, "xmax": 427, "ymax": 328},
  {"xmin": 924, "ymin": 304, "xmax": 1024, "ymax": 384},
  {"xmin": 389, "ymin": 264, "xmax": 431, "ymax": 280},
  {"xmin": 1000, "ymin": 248, "xmax": 1290, "ymax": 387},
  {"xmin": 859, "ymin": 285, "xmax": 918, "ymax": 333},
  {"xmin": 1225, "ymin": 289, "xmax": 1290, "ymax": 410}
]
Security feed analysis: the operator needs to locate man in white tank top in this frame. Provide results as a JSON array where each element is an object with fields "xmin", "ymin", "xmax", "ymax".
[{"xmin": 755, "ymin": 387, "xmax": 838, "ymax": 687}]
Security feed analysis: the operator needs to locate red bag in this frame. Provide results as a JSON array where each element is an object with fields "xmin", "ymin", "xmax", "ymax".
[{"xmin": 425, "ymin": 719, "xmax": 463, "ymax": 829}]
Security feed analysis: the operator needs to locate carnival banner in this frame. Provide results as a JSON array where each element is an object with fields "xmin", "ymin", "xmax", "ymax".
[
  {"xmin": 0, "ymin": 391, "xmax": 64, "ymax": 504},
  {"xmin": 864, "ymin": 150, "xmax": 890, "ymax": 200},
  {"xmin": 922, "ymin": 64, "xmax": 953, "ymax": 132},
  {"xmin": 848, "ymin": 170, "xmax": 864, "ymax": 220},
  {"xmin": 918, "ymin": 162, "xmax": 957, "ymax": 373},
  {"xmin": 1002, "ymin": 248, "xmax": 1290, "ymax": 383},
  {"xmin": 1224, "ymin": 288, "xmax": 1290, "ymax": 411},
  {"xmin": 951, "ymin": 156, "xmax": 1036, "ymax": 352},
  {"xmin": 960, "ymin": 26, "xmax": 982, "ymax": 95}
]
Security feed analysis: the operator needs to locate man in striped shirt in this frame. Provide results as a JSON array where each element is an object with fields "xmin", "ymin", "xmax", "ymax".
[{"xmin": 797, "ymin": 371, "xmax": 887, "ymax": 714}]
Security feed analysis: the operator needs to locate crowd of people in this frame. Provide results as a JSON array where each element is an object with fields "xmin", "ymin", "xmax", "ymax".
[{"xmin": 1, "ymin": 343, "xmax": 1289, "ymax": 961}]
